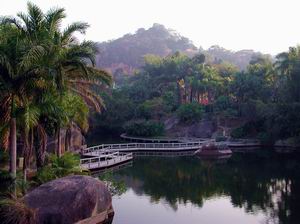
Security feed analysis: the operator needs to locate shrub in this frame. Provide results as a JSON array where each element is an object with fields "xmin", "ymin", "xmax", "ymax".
[
  {"xmin": 176, "ymin": 103, "xmax": 204, "ymax": 123},
  {"xmin": 230, "ymin": 120, "xmax": 264, "ymax": 139},
  {"xmin": 0, "ymin": 170, "xmax": 13, "ymax": 195},
  {"xmin": 214, "ymin": 96, "xmax": 231, "ymax": 112},
  {"xmin": 34, "ymin": 152, "xmax": 87, "ymax": 185},
  {"xmin": 257, "ymin": 132, "xmax": 273, "ymax": 145},
  {"xmin": 0, "ymin": 197, "xmax": 36, "ymax": 224},
  {"xmin": 215, "ymin": 136, "xmax": 228, "ymax": 142},
  {"xmin": 124, "ymin": 120, "xmax": 164, "ymax": 137},
  {"xmin": 0, "ymin": 150, "xmax": 9, "ymax": 165},
  {"xmin": 136, "ymin": 97, "xmax": 165, "ymax": 119},
  {"xmin": 230, "ymin": 127, "xmax": 247, "ymax": 139},
  {"xmin": 162, "ymin": 91, "xmax": 177, "ymax": 112}
]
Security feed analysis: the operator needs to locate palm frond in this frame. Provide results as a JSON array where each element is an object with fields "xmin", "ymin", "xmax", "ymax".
[
  {"xmin": 61, "ymin": 22, "xmax": 89, "ymax": 45},
  {"xmin": 0, "ymin": 16, "xmax": 24, "ymax": 33},
  {"xmin": 26, "ymin": 2, "xmax": 44, "ymax": 29},
  {"xmin": 19, "ymin": 45, "xmax": 47, "ymax": 71},
  {"xmin": 45, "ymin": 7, "xmax": 66, "ymax": 33},
  {"xmin": 70, "ymin": 87, "xmax": 104, "ymax": 112},
  {"xmin": 86, "ymin": 66, "xmax": 113, "ymax": 86},
  {"xmin": 0, "ymin": 55, "xmax": 14, "ymax": 80},
  {"xmin": 64, "ymin": 43, "xmax": 96, "ymax": 65},
  {"xmin": 67, "ymin": 79, "xmax": 104, "ymax": 88}
]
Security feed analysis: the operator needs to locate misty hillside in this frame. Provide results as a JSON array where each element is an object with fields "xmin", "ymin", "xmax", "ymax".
[
  {"xmin": 96, "ymin": 23, "xmax": 197, "ymax": 74},
  {"xmin": 203, "ymin": 45, "xmax": 266, "ymax": 70},
  {"xmin": 96, "ymin": 24, "xmax": 268, "ymax": 73}
]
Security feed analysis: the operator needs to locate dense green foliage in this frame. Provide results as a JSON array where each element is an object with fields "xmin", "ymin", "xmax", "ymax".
[
  {"xmin": 176, "ymin": 103, "xmax": 204, "ymax": 123},
  {"xmin": 91, "ymin": 46, "xmax": 300, "ymax": 143},
  {"xmin": 34, "ymin": 152, "xmax": 86, "ymax": 185},
  {"xmin": 0, "ymin": 2, "xmax": 111, "ymax": 185},
  {"xmin": 124, "ymin": 120, "xmax": 164, "ymax": 137}
]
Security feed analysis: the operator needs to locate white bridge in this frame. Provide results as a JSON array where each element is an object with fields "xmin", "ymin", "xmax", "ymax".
[{"xmin": 80, "ymin": 140, "xmax": 211, "ymax": 170}]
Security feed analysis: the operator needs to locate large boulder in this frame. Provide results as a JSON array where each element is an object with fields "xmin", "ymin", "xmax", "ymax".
[{"xmin": 24, "ymin": 175, "xmax": 114, "ymax": 224}]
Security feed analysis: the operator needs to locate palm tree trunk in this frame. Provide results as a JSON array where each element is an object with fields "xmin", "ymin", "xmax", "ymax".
[
  {"xmin": 65, "ymin": 126, "xmax": 72, "ymax": 152},
  {"xmin": 9, "ymin": 117, "xmax": 17, "ymax": 179},
  {"xmin": 57, "ymin": 126, "xmax": 62, "ymax": 157},
  {"xmin": 35, "ymin": 125, "xmax": 47, "ymax": 169},
  {"xmin": 22, "ymin": 130, "xmax": 29, "ymax": 183},
  {"xmin": 190, "ymin": 88, "xmax": 193, "ymax": 103},
  {"xmin": 23, "ymin": 128, "xmax": 34, "ymax": 184},
  {"xmin": 9, "ymin": 116, "xmax": 17, "ymax": 195},
  {"xmin": 176, "ymin": 81, "xmax": 182, "ymax": 106}
]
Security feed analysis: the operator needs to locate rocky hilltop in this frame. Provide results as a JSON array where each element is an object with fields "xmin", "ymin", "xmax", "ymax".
[
  {"xmin": 96, "ymin": 23, "xmax": 197, "ymax": 74},
  {"xmin": 96, "ymin": 24, "xmax": 270, "ymax": 74}
]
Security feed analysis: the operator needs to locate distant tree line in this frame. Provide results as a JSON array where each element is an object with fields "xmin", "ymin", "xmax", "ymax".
[{"xmin": 92, "ymin": 47, "xmax": 300, "ymax": 143}]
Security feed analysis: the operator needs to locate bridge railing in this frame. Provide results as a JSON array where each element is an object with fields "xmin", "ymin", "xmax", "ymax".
[
  {"xmin": 120, "ymin": 133, "xmax": 210, "ymax": 143},
  {"xmin": 82, "ymin": 141, "xmax": 212, "ymax": 155},
  {"xmin": 80, "ymin": 151, "xmax": 133, "ymax": 168}
]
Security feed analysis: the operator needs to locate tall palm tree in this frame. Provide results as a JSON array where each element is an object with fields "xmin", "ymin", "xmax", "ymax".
[
  {"xmin": 38, "ymin": 7, "xmax": 112, "ymax": 156},
  {"xmin": 0, "ymin": 23, "xmax": 39, "ymax": 179},
  {"xmin": 1, "ymin": 2, "xmax": 112, "ymax": 161}
]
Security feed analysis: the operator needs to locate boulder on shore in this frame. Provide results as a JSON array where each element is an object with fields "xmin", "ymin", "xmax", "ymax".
[{"xmin": 24, "ymin": 175, "xmax": 114, "ymax": 224}]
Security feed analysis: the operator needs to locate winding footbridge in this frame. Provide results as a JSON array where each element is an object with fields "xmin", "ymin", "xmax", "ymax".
[{"xmin": 80, "ymin": 139, "xmax": 211, "ymax": 171}]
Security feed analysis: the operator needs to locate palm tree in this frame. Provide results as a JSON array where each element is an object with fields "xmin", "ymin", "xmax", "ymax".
[
  {"xmin": 0, "ymin": 23, "xmax": 39, "ymax": 179},
  {"xmin": 1, "ymin": 2, "xmax": 112, "ymax": 161},
  {"xmin": 38, "ymin": 8, "xmax": 112, "ymax": 156},
  {"xmin": 18, "ymin": 100, "xmax": 40, "ymax": 182}
]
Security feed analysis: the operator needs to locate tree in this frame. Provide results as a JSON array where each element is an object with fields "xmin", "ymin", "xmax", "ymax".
[
  {"xmin": 0, "ymin": 23, "xmax": 39, "ymax": 180},
  {"xmin": 0, "ymin": 2, "xmax": 112, "ymax": 184},
  {"xmin": 275, "ymin": 46, "xmax": 300, "ymax": 102},
  {"xmin": 2, "ymin": 2, "xmax": 112, "ymax": 158}
]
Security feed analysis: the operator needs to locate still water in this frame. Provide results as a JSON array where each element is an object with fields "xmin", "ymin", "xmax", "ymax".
[{"xmin": 99, "ymin": 150, "xmax": 300, "ymax": 224}]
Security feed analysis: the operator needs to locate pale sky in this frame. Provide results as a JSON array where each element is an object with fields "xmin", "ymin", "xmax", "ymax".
[{"xmin": 1, "ymin": 0, "xmax": 300, "ymax": 55}]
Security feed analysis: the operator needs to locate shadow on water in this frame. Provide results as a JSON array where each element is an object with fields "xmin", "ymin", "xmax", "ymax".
[{"xmin": 99, "ymin": 150, "xmax": 300, "ymax": 224}]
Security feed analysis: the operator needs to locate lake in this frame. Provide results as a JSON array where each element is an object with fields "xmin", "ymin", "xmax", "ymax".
[{"xmin": 98, "ymin": 150, "xmax": 300, "ymax": 224}]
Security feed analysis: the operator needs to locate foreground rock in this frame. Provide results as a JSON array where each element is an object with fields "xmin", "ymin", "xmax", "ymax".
[{"xmin": 24, "ymin": 175, "xmax": 114, "ymax": 224}]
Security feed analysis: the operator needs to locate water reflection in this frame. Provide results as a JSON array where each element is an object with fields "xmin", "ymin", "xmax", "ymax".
[{"xmin": 100, "ymin": 151, "xmax": 300, "ymax": 224}]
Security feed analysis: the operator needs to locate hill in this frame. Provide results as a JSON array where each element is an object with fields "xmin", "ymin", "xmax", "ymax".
[
  {"xmin": 96, "ymin": 23, "xmax": 197, "ymax": 74},
  {"xmin": 203, "ymin": 45, "xmax": 266, "ymax": 70},
  {"xmin": 96, "ymin": 24, "xmax": 269, "ymax": 74}
]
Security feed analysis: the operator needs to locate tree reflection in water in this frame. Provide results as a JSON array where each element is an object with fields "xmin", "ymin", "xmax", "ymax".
[{"xmin": 99, "ymin": 151, "xmax": 300, "ymax": 224}]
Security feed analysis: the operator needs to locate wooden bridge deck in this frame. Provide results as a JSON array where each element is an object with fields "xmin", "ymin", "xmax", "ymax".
[{"xmin": 80, "ymin": 151, "xmax": 133, "ymax": 170}]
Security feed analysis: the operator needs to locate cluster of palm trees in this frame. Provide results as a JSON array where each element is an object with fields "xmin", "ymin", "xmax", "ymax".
[{"xmin": 0, "ymin": 3, "xmax": 112, "ymax": 181}]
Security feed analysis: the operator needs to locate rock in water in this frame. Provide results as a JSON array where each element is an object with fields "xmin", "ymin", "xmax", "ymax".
[{"xmin": 24, "ymin": 175, "xmax": 114, "ymax": 224}]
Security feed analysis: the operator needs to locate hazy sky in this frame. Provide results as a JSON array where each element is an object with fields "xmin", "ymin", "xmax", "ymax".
[{"xmin": 1, "ymin": 0, "xmax": 300, "ymax": 55}]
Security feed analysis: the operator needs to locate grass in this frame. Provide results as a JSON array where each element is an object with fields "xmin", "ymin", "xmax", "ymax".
[{"xmin": 0, "ymin": 196, "xmax": 36, "ymax": 224}]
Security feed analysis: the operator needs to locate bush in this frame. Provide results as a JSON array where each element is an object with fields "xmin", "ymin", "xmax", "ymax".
[
  {"xmin": 0, "ymin": 150, "xmax": 9, "ymax": 165},
  {"xmin": 0, "ymin": 170, "xmax": 13, "ymax": 195},
  {"xmin": 230, "ymin": 127, "xmax": 247, "ymax": 139},
  {"xmin": 136, "ymin": 98, "xmax": 164, "ymax": 119},
  {"xmin": 124, "ymin": 120, "xmax": 164, "ymax": 137},
  {"xmin": 0, "ymin": 197, "xmax": 36, "ymax": 224},
  {"xmin": 214, "ymin": 96, "xmax": 231, "ymax": 112},
  {"xmin": 230, "ymin": 120, "xmax": 264, "ymax": 139},
  {"xmin": 257, "ymin": 132, "xmax": 273, "ymax": 145},
  {"xmin": 176, "ymin": 103, "xmax": 204, "ymax": 123},
  {"xmin": 215, "ymin": 136, "xmax": 228, "ymax": 142},
  {"xmin": 34, "ymin": 152, "xmax": 86, "ymax": 185}
]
